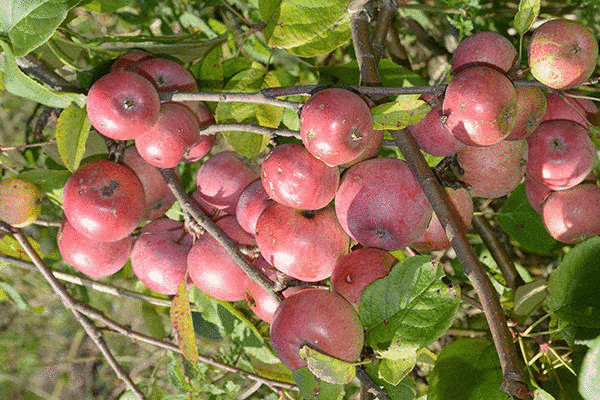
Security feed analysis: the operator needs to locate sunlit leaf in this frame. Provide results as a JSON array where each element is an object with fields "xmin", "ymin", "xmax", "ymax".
[
  {"xmin": 56, "ymin": 103, "xmax": 91, "ymax": 172},
  {"xmin": 371, "ymin": 97, "xmax": 430, "ymax": 131},
  {"xmin": 292, "ymin": 366, "xmax": 344, "ymax": 400},
  {"xmin": 0, "ymin": 40, "xmax": 86, "ymax": 108},
  {"xmin": 170, "ymin": 282, "xmax": 199, "ymax": 365},
  {"xmin": 513, "ymin": 0, "xmax": 541, "ymax": 35},
  {"xmin": 580, "ymin": 335, "xmax": 600, "ymax": 400},
  {"xmin": 0, "ymin": 235, "xmax": 41, "ymax": 263},
  {"xmin": 377, "ymin": 342, "xmax": 418, "ymax": 385},
  {"xmin": 299, "ymin": 345, "xmax": 356, "ymax": 385}
]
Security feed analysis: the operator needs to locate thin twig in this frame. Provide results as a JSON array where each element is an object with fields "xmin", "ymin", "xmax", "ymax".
[
  {"xmin": 199, "ymin": 123, "xmax": 300, "ymax": 139},
  {"xmin": 348, "ymin": 0, "xmax": 381, "ymax": 87},
  {"xmin": 372, "ymin": 0, "xmax": 397, "ymax": 61},
  {"xmin": 159, "ymin": 91, "xmax": 302, "ymax": 112},
  {"xmin": 159, "ymin": 168, "xmax": 284, "ymax": 302},
  {"xmin": 355, "ymin": 366, "xmax": 390, "ymax": 400},
  {"xmin": 472, "ymin": 214, "xmax": 524, "ymax": 291},
  {"xmin": 390, "ymin": 129, "xmax": 531, "ymax": 400},
  {"xmin": 2, "ymin": 223, "xmax": 145, "ymax": 400}
]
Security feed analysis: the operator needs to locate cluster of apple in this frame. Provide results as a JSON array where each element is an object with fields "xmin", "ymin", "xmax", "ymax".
[{"xmin": 53, "ymin": 17, "xmax": 600, "ymax": 374}]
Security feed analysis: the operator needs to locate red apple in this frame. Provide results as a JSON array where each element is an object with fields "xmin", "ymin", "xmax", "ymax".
[
  {"xmin": 505, "ymin": 86, "xmax": 547, "ymax": 141},
  {"xmin": 451, "ymin": 31, "xmax": 517, "ymax": 74},
  {"xmin": 236, "ymin": 179, "xmax": 273, "ymax": 235}
]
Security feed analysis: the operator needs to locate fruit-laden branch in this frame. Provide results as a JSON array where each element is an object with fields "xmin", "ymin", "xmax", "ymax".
[
  {"xmin": 471, "ymin": 214, "xmax": 525, "ymax": 291},
  {"xmin": 0, "ymin": 253, "xmax": 297, "ymax": 392},
  {"xmin": 198, "ymin": 123, "xmax": 301, "ymax": 139},
  {"xmin": 158, "ymin": 168, "xmax": 284, "ymax": 302},
  {"xmin": 0, "ymin": 222, "xmax": 145, "ymax": 400},
  {"xmin": 391, "ymin": 129, "xmax": 531, "ymax": 400}
]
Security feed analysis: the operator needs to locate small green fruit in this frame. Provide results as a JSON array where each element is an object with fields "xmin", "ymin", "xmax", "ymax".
[{"xmin": 0, "ymin": 177, "xmax": 42, "ymax": 227}]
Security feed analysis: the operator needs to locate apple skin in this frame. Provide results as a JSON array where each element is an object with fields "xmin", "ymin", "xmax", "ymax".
[
  {"xmin": 135, "ymin": 57, "xmax": 198, "ymax": 93},
  {"xmin": 529, "ymin": 19, "xmax": 599, "ymax": 90},
  {"xmin": 122, "ymin": 146, "xmax": 176, "ymax": 220},
  {"xmin": 451, "ymin": 31, "xmax": 517, "ymax": 74},
  {"xmin": 408, "ymin": 104, "xmax": 465, "ymax": 157},
  {"xmin": 255, "ymin": 203, "xmax": 350, "ymax": 282},
  {"xmin": 525, "ymin": 177, "xmax": 553, "ymax": 214},
  {"xmin": 0, "ymin": 177, "xmax": 42, "ymax": 227},
  {"xmin": 335, "ymin": 157, "xmax": 432, "ymax": 251},
  {"xmin": 135, "ymin": 101, "xmax": 201, "ymax": 168},
  {"xmin": 300, "ymin": 88, "xmax": 374, "ymax": 166},
  {"xmin": 526, "ymin": 120, "xmax": 594, "ymax": 191},
  {"xmin": 261, "ymin": 143, "xmax": 339, "ymax": 210},
  {"xmin": 505, "ymin": 86, "xmax": 547, "ymax": 141},
  {"xmin": 410, "ymin": 188, "xmax": 474, "ymax": 251},
  {"xmin": 183, "ymin": 104, "xmax": 216, "ymax": 162},
  {"xmin": 195, "ymin": 151, "xmax": 259, "ymax": 214},
  {"xmin": 131, "ymin": 218, "xmax": 192, "ymax": 295},
  {"xmin": 110, "ymin": 50, "xmax": 150, "ymax": 72},
  {"xmin": 86, "ymin": 70, "xmax": 160, "ymax": 141},
  {"xmin": 330, "ymin": 247, "xmax": 396, "ymax": 310},
  {"xmin": 269, "ymin": 288, "xmax": 364, "ymax": 371},
  {"xmin": 541, "ymin": 91, "xmax": 599, "ymax": 128},
  {"xmin": 457, "ymin": 139, "xmax": 527, "ymax": 199},
  {"xmin": 542, "ymin": 184, "xmax": 600, "ymax": 243},
  {"xmin": 58, "ymin": 218, "xmax": 132, "ymax": 278},
  {"xmin": 62, "ymin": 160, "xmax": 145, "ymax": 242},
  {"xmin": 442, "ymin": 65, "xmax": 518, "ymax": 146},
  {"xmin": 236, "ymin": 179, "xmax": 273, "ymax": 235},
  {"xmin": 187, "ymin": 216, "xmax": 255, "ymax": 302}
]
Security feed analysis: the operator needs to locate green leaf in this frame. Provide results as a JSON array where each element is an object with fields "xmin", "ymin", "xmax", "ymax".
[
  {"xmin": 371, "ymin": 97, "xmax": 431, "ymax": 131},
  {"xmin": 191, "ymin": 45, "xmax": 224, "ymax": 91},
  {"xmin": 8, "ymin": 0, "xmax": 83, "ymax": 57},
  {"xmin": 17, "ymin": 169, "xmax": 70, "ymax": 205},
  {"xmin": 0, "ymin": 281, "xmax": 28, "ymax": 310},
  {"xmin": 319, "ymin": 59, "xmax": 426, "ymax": 87},
  {"xmin": 547, "ymin": 237, "xmax": 600, "ymax": 328},
  {"xmin": 292, "ymin": 366, "xmax": 344, "ymax": 400},
  {"xmin": 56, "ymin": 103, "xmax": 91, "ymax": 172},
  {"xmin": 0, "ymin": 40, "xmax": 86, "ymax": 108},
  {"xmin": 428, "ymin": 338, "xmax": 506, "ymax": 400},
  {"xmin": 267, "ymin": 0, "xmax": 350, "ymax": 57},
  {"xmin": 377, "ymin": 342, "xmax": 418, "ymax": 385},
  {"xmin": 170, "ymin": 282, "xmax": 199, "ymax": 365},
  {"xmin": 534, "ymin": 388, "xmax": 556, "ymax": 400},
  {"xmin": 513, "ymin": 0, "xmax": 540, "ymax": 35},
  {"xmin": 299, "ymin": 345, "xmax": 356, "ymax": 385},
  {"xmin": 0, "ymin": 235, "xmax": 41, "ymax": 263},
  {"xmin": 580, "ymin": 335, "xmax": 600, "ymax": 400},
  {"xmin": 256, "ymin": 71, "xmax": 284, "ymax": 129},
  {"xmin": 365, "ymin": 362, "xmax": 417, "ymax": 400},
  {"xmin": 359, "ymin": 256, "xmax": 460, "ymax": 350},
  {"xmin": 83, "ymin": 0, "xmax": 132, "ymax": 13},
  {"xmin": 495, "ymin": 183, "xmax": 562, "ymax": 256},
  {"xmin": 215, "ymin": 68, "xmax": 272, "ymax": 158},
  {"xmin": 0, "ymin": 0, "xmax": 46, "ymax": 33},
  {"xmin": 512, "ymin": 279, "xmax": 547, "ymax": 320}
]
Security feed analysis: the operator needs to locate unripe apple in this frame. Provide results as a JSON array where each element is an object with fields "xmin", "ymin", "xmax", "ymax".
[
  {"xmin": 529, "ymin": 19, "xmax": 598, "ymax": 90},
  {"xmin": 300, "ymin": 88, "xmax": 374, "ymax": 166},
  {"xmin": 62, "ymin": 160, "xmax": 145, "ymax": 242},
  {"xmin": 542, "ymin": 184, "xmax": 600, "ymax": 243},
  {"xmin": 261, "ymin": 143, "xmax": 339, "ymax": 210},
  {"xmin": 0, "ymin": 177, "xmax": 42, "ymax": 227},
  {"xmin": 58, "ymin": 218, "xmax": 131, "ymax": 278},
  {"xmin": 443, "ymin": 65, "xmax": 518, "ymax": 146},
  {"xmin": 86, "ymin": 70, "xmax": 160, "ymax": 141},
  {"xmin": 330, "ymin": 247, "xmax": 396, "ymax": 310},
  {"xmin": 269, "ymin": 288, "xmax": 364, "ymax": 371},
  {"xmin": 335, "ymin": 157, "xmax": 432, "ymax": 251}
]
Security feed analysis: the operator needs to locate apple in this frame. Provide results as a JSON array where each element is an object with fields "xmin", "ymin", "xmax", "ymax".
[
  {"xmin": 131, "ymin": 218, "xmax": 192, "ymax": 295},
  {"xmin": 525, "ymin": 176, "xmax": 553, "ymax": 214},
  {"xmin": 505, "ymin": 86, "xmax": 547, "ymax": 141},
  {"xmin": 529, "ymin": 19, "xmax": 599, "ymax": 89},
  {"xmin": 457, "ymin": 139, "xmax": 527, "ymax": 198},
  {"xmin": 255, "ymin": 203, "xmax": 350, "ymax": 282},
  {"xmin": 541, "ymin": 91, "xmax": 599, "ymax": 128},
  {"xmin": 451, "ymin": 31, "xmax": 517, "ymax": 74},
  {"xmin": 542, "ymin": 184, "xmax": 600, "ymax": 243},
  {"xmin": 86, "ymin": 70, "xmax": 160, "ymax": 141},
  {"xmin": 269, "ymin": 288, "xmax": 364, "ymax": 371},
  {"xmin": 526, "ymin": 120, "xmax": 594, "ymax": 191},
  {"xmin": 442, "ymin": 65, "xmax": 518, "ymax": 146},
  {"xmin": 122, "ymin": 146, "xmax": 176, "ymax": 220},
  {"xmin": 408, "ymin": 103, "xmax": 465, "ymax": 156},
  {"xmin": 335, "ymin": 157, "xmax": 432, "ymax": 251},
  {"xmin": 135, "ymin": 101, "xmax": 201, "ymax": 168},
  {"xmin": 300, "ymin": 88, "xmax": 374, "ymax": 166},
  {"xmin": 330, "ymin": 247, "xmax": 396, "ymax": 310},
  {"xmin": 235, "ymin": 180, "xmax": 273, "ymax": 235},
  {"xmin": 58, "ymin": 218, "xmax": 131, "ymax": 278},
  {"xmin": 183, "ymin": 104, "xmax": 216, "ymax": 162},
  {"xmin": 0, "ymin": 177, "xmax": 42, "ymax": 228},
  {"xmin": 110, "ymin": 50, "xmax": 150, "ymax": 72},
  {"xmin": 62, "ymin": 160, "xmax": 145, "ymax": 242},
  {"xmin": 261, "ymin": 143, "xmax": 339, "ymax": 210}
]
